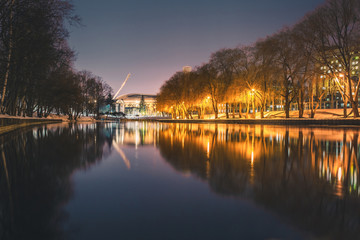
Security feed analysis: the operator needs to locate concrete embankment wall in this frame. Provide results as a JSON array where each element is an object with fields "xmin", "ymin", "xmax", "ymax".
[
  {"xmin": 0, "ymin": 118, "xmax": 63, "ymax": 135},
  {"xmin": 157, "ymin": 118, "xmax": 360, "ymax": 126}
]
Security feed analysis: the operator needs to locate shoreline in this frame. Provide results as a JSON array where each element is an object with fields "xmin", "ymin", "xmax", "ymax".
[
  {"xmin": 0, "ymin": 118, "xmax": 63, "ymax": 136},
  {"xmin": 2, "ymin": 116, "xmax": 360, "ymax": 136},
  {"xmin": 155, "ymin": 118, "xmax": 360, "ymax": 126}
]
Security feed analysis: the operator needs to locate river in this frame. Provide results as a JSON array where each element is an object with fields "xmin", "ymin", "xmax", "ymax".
[{"xmin": 0, "ymin": 122, "xmax": 359, "ymax": 240}]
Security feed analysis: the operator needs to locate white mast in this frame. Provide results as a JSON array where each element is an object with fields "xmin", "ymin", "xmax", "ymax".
[{"xmin": 113, "ymin": 73, "xmax": 131, "ymax": 100}]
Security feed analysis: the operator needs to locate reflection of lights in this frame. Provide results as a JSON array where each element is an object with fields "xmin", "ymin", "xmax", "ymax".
[
  {"xmin": 327, "ymin": 167, "xmax": 331, "ymax": 181},
  {"xmin": 182, "ymin": 171, "xmax": 191, "ymax": 178},
  {"xmin": 135, "ymin": 129, "xmax": 141, "ymax": 149},
  {"xmin": 121, "ymin": 128, "xmax": 124, "ymax": 144},
  {"xmin": 206, "ymin": 161, "xmax": 210, "ymax": 179},
  {"xmin": 251, "ymin": 151, "xmax": 254, "ymax": 165},
  {"xmin": 354, "ymin": 172, "xmax": 358, "ymax": 188},
  {"xmin": 338, "ymin": 167, "xmax": 342, "ymax": 181},
  {"xmin": 207, "ymin": 141, "xmax": 210, "ymax": 159}
]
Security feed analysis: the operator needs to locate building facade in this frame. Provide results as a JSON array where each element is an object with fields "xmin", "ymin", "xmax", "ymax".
[
  {"xmin": 115, "ymin": 93, "xmax": 157, "ymax": 116},
  {"xmin": 318, "ymin": 51, "xmax": 360, "ymax": 109}
]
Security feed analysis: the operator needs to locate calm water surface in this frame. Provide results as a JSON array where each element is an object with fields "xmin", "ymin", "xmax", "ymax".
[{"xmin": 1, "ymin": 122, "xmax": 360, "ymax": 240}]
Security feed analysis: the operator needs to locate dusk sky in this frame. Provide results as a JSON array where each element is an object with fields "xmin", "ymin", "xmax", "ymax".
[{"xmin": 69, "ymin": 0, "xmax": 324, "ymax": 96}]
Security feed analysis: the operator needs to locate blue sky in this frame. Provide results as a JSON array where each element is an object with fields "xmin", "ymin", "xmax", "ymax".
[{"xmin": 68, "ymin": 0, "xmax": 324, "ymax": 95}]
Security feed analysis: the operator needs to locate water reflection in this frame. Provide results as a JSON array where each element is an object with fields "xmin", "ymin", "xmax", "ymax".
[
  {"xmin": 0, "ymin": 121, "xmax": 161, "ymax": 239},
  {"xmin": 1, "ymin": 122, "xmax": 360, "ymax": 239},
  {"xmin": 157, "ymin": 124, "xmax": 360, "ymax": 239},
  {"xmin": 0, "ymin": 123, "xmax": 112, "ymax": 240}
]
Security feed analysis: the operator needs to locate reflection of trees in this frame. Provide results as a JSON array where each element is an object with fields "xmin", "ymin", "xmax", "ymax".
[
  {"xmin": 158, "ymin": 124, "xmax": 360, "ymax": 239},
  {"xmin": 0, "ymin": 123, "xmax": 112, "ymax": 240}
]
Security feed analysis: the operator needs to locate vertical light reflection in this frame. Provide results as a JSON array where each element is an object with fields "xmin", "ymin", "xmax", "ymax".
[
  {"xmin": 251, "ymin": 151, "xmax": 254, "ymax": 165},
  {"xmin": 206, "ymin": 161, "xmax": 210, "ymax": 179},
  {"xmin": 207, "ymin": 141, "xmax": 210, "ymax": 159},
  {"xmin": 1, "ymin": 149, "xmax": 14, "ymax": 226},
  {"xmin": 338, "ymin": 167, "xmax": 342, "ymax": 182},
  {"xmin": 121, "ymin": 128, "xmax": 124, "ymax": 144},
  {"xmin": 250, "ymin": 129, "xmax": 255, "ymax": 185},
  {"xmin": 135, "ymin": 130, "xmax": 139, "ymax": 149}
]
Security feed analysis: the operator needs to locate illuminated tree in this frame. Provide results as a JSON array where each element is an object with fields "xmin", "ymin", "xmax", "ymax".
[
  {"xmin": 257, "ymin": 29, "xmax": 301, "ymax": 118},
  {"xmin": 209, "ymin": 48, "xmax": 247, "ymax": 118}
]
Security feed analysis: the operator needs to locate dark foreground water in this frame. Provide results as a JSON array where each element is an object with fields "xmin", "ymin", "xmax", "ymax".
[{"xmin": 1, "ymin": 122, "xmax": 360, "ymax": 240}]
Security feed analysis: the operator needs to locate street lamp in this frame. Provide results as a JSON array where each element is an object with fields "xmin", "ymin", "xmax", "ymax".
[
  {"xmin": 249, "ymin": 89, "xmax": 256, "ymax": 118},
  {"xmin": 200, "ymin": 96, "xmax": 211, "ymax": 119}
]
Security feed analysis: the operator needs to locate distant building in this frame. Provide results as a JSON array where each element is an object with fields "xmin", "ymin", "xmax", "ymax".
[
  {"xmin": 115, "ymin": 93, "xmax": 157, "ymax": 116},
  {"xmin": 318, "ymin": 51, "xmax": 360, "ymax": 108}
]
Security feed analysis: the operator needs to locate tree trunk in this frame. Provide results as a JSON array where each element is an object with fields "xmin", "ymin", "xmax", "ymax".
[
  {"xmin": 0, "ymin": 0, "xmax": 15, "ymax": 112},
  {"xmin": 252, "ymin": 96, "xmax": 256, "ymax": 119},
  {"xmin": 238, "ymin": 103, "xmax": 242, "ymax": 118},
  {"xmin": 273, "ymin": 97, "xmax": 277, "ymax": 111},
  {"xmin": 225, "ymin": 103, "xmax": 229, "ymax": 119},
  {"xmin": 285, "ymin": 105, "xmax": 290, "ymax": 118},
  {"xmin": 232, "ymin": 103, "xmax": 235, "ymax": 118},
  {"xmin": 246, "ymin": 100, "xmax": 250, "ymax": 119},
  {"xmin": 189, "ymin": 111, "xmax": 193, "ymax": 119},
  {"xmin": 351, "ymin": 100, "xmax": 359, "ymax": 118},
  {"xmin": 349, "ymin": 85, "xmax": 359, "ymax": 117},
  {"xmin": 284, "ymin": 95, "xmax": 290, "ymax": 119},
  {"xmin": 298, "ymin": 89, "xmax": 304, "ymax": 118},
  {"xmin": 211, "ymin": 99, "xmax": 218, "ymax": 119}
]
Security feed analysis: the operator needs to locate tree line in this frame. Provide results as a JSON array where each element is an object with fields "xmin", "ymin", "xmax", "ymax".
[
  {"xmin": 0, "ymin": 0, "xmax": 112, "ymax": 119},
  {"xmin": 157, "ymin": 0, "xmax": 360, "ymax": 119}
]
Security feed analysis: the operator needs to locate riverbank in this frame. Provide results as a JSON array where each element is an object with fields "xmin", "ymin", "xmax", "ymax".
[
  {"xmin": 157, "ymin": 118, "xmax": 360, "ymax": 126},
  {"xmin": 0, "ymin": 114, "xmax": 122, "ymax": 135},
  {"xmin": 0, "ymin": 118, "xmax": 63, "ymax": 135},
  {"xmin": 156, "ymin": 109, "xmax": 360, "ymax": 126}
]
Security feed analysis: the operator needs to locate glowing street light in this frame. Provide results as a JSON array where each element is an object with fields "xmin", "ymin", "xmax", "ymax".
[{"xmin": 249, "ymin": 89, "xmax": 256, "ymax": 118}]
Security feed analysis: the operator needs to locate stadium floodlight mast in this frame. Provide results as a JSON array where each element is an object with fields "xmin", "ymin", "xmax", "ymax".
[{"xmin": 113, "ymin": 73, "xmax": 131, "ymax": 100}]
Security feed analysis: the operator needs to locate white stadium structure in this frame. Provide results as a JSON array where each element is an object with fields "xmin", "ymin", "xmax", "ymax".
[{"xmin": 114, "ymin": 93, "xmax": 157, "ymax": 116}]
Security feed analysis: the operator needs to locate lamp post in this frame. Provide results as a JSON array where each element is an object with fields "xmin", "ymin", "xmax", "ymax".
[{"xmin": 250, "ymin": 89, "xmax": 256, "ymax": 119}]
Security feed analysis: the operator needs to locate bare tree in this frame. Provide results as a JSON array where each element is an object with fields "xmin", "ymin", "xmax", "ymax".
[
  {"xmin": 209, "ymin": 48, "xmax": 247, "ymax": 118},
  {"xmin": 257, "ymin": 30, "xmax": 300, "ymax": 118},
  {"xmin": 304, "ymin": 0, "xmax": 360, "ymax": 117}
]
